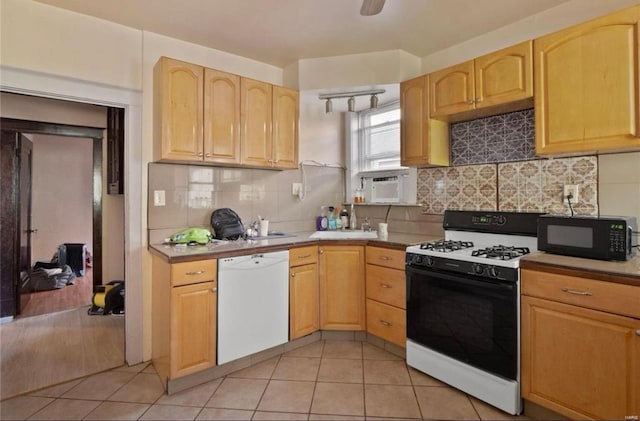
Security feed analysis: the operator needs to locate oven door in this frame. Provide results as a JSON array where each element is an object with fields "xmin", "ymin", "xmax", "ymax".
[{"xmin": 406, "ymin": 264, "xmax": 518, "ymax": 380}]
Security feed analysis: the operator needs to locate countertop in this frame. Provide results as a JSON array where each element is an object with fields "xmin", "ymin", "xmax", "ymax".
[
  {"xmin": 521, "ymin": 251, "xmax": 640, "ymax": 286},
  {"xmin": 149, "ymin": 231, "xmax": 442, "ymax": 263}
]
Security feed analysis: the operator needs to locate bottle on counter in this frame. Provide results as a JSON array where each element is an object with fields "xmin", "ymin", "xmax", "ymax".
[
  {"xmin": 327, "ymin": 206, "xmax": 337, "ymax": 230},
  {"xmin": 349, "ymin": 204, "xmax": 357, "ymax": 230},
  {"xmin": 335, "ymin": 206, "xmax": 343, "ymax": 230},
  {"xmin": 316, "ymin": 206, "xmax": 328, "ymax": 231},
  {"xmin": 340, "ymin": 207, "xmax": 349, "ymax": 230}
]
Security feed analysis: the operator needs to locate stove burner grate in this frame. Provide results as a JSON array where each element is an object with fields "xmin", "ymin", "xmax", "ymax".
[
  {"xmin": 471, "ymin": 245, "xmax": 530, "ymax": 260},
  {"xmin": 419, "ymin": 240, "xmax": 474, "ymax": 252}
]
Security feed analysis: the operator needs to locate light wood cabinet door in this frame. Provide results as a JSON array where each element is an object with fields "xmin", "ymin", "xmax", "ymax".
[
  {"xmin": 535, "ymin": 5, "xmax": 640, "ymax": 155},
  {"xmin": 429, "ymin": 61, "xmax": 475, "ymax": 117},
  {"xmin": 319, "ymin": 245, "xmax": 366, "ymax": 330},
  {"xmin": 203, "ymin": 68, "xmax": 240, "ymax": 164},
  {"xmin": 475, "ymin": 41, "xmax": 533, "ymax": 108},
  {"xmin": 156, "ymin": 57, "xmax": 204, "ymax": 161},
  {"xmin": 170, "ymin": 281, "xmax": 217, "ymax": 379},
  {"xmin": 272, "ymin": 86, "xmax": 299, "ymax": 169},
  {"xmin": 522, "ymin": 295, "xmax": 640, "ymax": 419},
  {"xmin": 241, "ymin": 78, "xmax": 273, "ymax": 167},
  {"xmin": 400, "ymin": 75, "xmax": 449, "ymax": 167},
  {"xmin": 290, "ymin": 263, "xmax": 319, "ymax": 340}
]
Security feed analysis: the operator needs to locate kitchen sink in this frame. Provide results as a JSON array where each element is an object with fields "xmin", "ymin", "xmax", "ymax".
[{"xmin": 310, "ymin": 230, "xmax": 378, "ymax": 239}]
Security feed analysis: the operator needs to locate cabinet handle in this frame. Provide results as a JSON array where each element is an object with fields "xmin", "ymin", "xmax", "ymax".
[
  {"xmin": 466, "ymin": 99, "xmax": 474, "ymax": 105},
  {"xmin": 379, "ymin": 256, "xmax": 391, "ymax": 260},
  {"xmin": 185, "ymin": 270, "xmax": 205, "ymax": 276},
  {"xmin": 205, "ymin": 153, "xmax": 211, "ymax": 158},
  {"xmin": 561, "ymin": 288, "xmax": 593, "ymax": 296},
  {"xmin": 297, "ymin": 254, "xmax": 311, "ymax": 259},
  {"xmin": 197, "ymin": 152, "xmax": 203, "ymax": 157},
  {"xmin": 379, "ymin": 320, "xmax": 392, "ymax": 327},
  {"xmin": 211, "ymin": 287, "xmax": 217, "ymax": 292},
  {"xmin": 380, "ymin": 283, "xmax": 392, "ymax": 289}
]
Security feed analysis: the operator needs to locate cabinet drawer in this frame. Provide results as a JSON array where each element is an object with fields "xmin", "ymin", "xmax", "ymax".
[
  {"xmin": 366, "ymin": 264, "xmax": 406, "ymax": 309},
  {"xmin": 366, "ymin": 246, "xmax": 405, "ymax": 271},
  {"xmin": 366, "ymin": 299, "xmax": 406, "ymax": 347},
  {"xmin": 522, "ymin": 269, "xmax": 640, "ymax": 319},
  {"xmin": 290, "ymin": 245, "xmax": 318, "ymax": 267},
  {"xmin": 171, "ymin": 260, "xmax": 217, "ymax": 286}
]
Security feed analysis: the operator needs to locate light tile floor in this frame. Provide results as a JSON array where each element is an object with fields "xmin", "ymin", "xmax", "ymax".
[{"xmin": 0, "ymin": 340, "xmax": 529, "ymax": 420}]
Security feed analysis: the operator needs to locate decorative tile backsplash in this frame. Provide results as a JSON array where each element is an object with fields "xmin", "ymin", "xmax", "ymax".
[
  {"xmin": 418, "ymin": 156, "xmax": 598, "ymax": 215},
  {"xmin": 420, "ymin": 108, "xmax": 599, "ymax": 216},
  {"xmin": 450, "ymin": 109, "xmax": 535, "ymax": 166},
  {"xmin": 418, "ymin": 164, "xmax": 497, "ymax": 214}
]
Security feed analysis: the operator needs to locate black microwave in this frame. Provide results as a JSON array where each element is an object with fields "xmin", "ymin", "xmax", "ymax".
[{"xmin": 537, "ymin": 215, "xmax": 637, "ymax": 261}]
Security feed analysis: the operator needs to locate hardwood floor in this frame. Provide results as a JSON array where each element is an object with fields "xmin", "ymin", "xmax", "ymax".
[
  {"xmin": 0, "ymin": 305, "xmax": 125, "ymax": 400},
  {"xmin": 20, "ymin": 269, "xmax": 94, "ymax": 318}
]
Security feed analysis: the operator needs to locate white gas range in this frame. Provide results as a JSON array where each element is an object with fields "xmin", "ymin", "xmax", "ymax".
[{"xmin": 405, "ymin": 210, "xmax": 543, "ymax": 415}]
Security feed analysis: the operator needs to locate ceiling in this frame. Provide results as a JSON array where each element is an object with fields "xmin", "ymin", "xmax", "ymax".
[{"xmin": 35, "ymin": 0, "xmax": 569, "ymax": 68}]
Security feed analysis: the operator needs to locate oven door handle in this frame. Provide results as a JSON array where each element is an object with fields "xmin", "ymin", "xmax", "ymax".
[{"xmin": 406, "ymin": 265, "xmax": 516, "ymax": 291}]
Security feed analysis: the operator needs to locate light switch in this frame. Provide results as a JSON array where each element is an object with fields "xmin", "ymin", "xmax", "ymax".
[{"xmin": 154, "ymin": 190, "xmax": 166, "ymax": 207}]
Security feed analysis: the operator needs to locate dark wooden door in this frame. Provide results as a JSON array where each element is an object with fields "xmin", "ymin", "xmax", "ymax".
[
  {"xmin": 0, "ymin": 131, "xmax": 33, "ymax": 317},
  {"xmin": 18, "ymin": 135, "xmax": 33, "ymax": 314}
]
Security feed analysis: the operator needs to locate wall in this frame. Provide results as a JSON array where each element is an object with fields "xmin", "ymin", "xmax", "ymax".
[
  {"xmin": 599, "ymin": 152, "xmax": 640, "ymax": 223},
  {"xmin": 148, "ymin": 163, "xmax": 345, "ymax": 242},
  {"xmin": 0, "ymin": 0, "xmax": 143, "ymax": 90},
  {"xmin": 31, "ymin": 135, "xmax": 93, "ymax": 263}
]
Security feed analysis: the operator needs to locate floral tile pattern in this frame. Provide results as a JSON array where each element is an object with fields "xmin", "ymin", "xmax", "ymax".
[
  {"xmin": 418, "ymin": 164, "xmax": 497, "ymax": 214},
  {"xmin": 450, "ymin": 109, "xmax": 536, "ymax": 166},
  {"xmin": 419, "ymin": 157, "xmax": 598, "ymax": 216}
]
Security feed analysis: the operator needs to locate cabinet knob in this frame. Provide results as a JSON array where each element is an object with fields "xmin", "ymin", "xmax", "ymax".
[
  {"xmin": 475, "ymin": 98, "xmax": 483, "ymax": 103},
  {"xmin": 379, "ymin": 320, "xmax": 392, "ymax": 327},
  {"xmin": 291, "ymin": 273, "xmax": 296, "ymax": 278},
  {"xmin": 636, "ymin": 329, "xmax": 640, "ymax": 336},
  {"xmin": 319, "ymin": 249, "xmax": 324, "ymax": 254},
  {"xmin": 205, "ymin": 153, "xmax": 211, "ymax": 158},
  {"xmin": 380, "ymin": 283, "xmax": 392, "ymax": 289},
  {"xmin": 380, "ymin": 256, "xmax": 391, "ymax": 260},
  {"xmin": 197, "ymin": 152, "xmax": 203, "ymax": 157},
  {"xmin": 211, "ymin": 287, "xmax": 217, "ymax": 292},
  {"xmin": 466, "ymin": 99, "xmax": 474, "ymax": 105}
]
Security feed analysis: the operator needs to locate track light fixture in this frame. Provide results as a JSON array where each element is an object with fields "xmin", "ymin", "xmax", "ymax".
[{"xmin": 319, "ymin": 89, "xmax": 385, "ymax": 113}]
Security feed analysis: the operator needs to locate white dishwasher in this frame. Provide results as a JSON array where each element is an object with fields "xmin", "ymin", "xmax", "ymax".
[{"xmin": 217, "ymin": 250, "xmax": 289, "ymax": 364}]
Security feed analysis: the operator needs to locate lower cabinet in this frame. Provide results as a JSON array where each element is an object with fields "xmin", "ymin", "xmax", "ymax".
[
  {"xmin": 365, "ymin": 247, "xmax": 406, "ymax": 347},
  {"xmin": 319, "ymin": 245, "xmax": 366, "ymax": 330},
  {"xmin": 289, "ymin": 246, "xmax": 319, "ymax": 340},
  {"xmin": 152, "ymin": 256, "xmax": 217, "ymax": 385},
  {"xmin": 521, "ymin": 268, "xmax": 640, "ymax": 419}
]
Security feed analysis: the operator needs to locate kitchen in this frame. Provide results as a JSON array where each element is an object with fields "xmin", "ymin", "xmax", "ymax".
[{"xmin": 3, "ymin": 0, "xmax": 638, "ymax": 418}]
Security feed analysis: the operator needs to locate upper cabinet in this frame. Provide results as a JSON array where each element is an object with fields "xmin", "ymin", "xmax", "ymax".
[
  {"xmin": 429, "ymin": 41, "xmax": 533, "ymax": 119},
  {"xmin": 272, "ymin": 86, "xmax": 299, "ymax": 169},
  {"xmin": 155, "ymin": 57, "xmax": 204, "ymax": 161},
  {"xmin": 400, "ymin": 75, "xmax": 449, "ymax": 167},
  {"xmin": 154, "ymin": 57, "xmax": 299, "ymax": 169},
  {"xmin": 241, "ymin": 78, "xmax": 273, "ymax": 167},
  {"xmin": 204, "ymin": 68, "xmax": 241, "ymax": 165},
  {"xmin": 535, "ymin": 5, "xmax": 640, "ymax": 155}
]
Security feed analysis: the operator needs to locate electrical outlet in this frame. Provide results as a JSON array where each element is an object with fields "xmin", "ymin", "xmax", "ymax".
[
  {"xmin": 154, "ymin": 190, "xmax": 166, "ymax": 207},
  {"xmin": 563, "ymin": 184, "xmax": 579, "ymax": 204},
  {"xmin": 292, "ymin": 183, "xmax": 302, "ymax": 196}
]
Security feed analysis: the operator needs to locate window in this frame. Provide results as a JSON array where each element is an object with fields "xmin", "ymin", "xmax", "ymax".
[{"xmin": 358, "ymin": 102, "xmax": 400, "ymax": 171}]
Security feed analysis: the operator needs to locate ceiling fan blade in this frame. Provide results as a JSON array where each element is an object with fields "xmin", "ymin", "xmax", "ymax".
[{"xmin": 360, "ymin": 0, "xmax": 386, "ymax": 16}]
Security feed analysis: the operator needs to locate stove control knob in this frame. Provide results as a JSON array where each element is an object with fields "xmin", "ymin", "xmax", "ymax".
[
  {"xmin": 423, "ymin": 256, "xmax": 434, "ymax": 267},
  {"xmin": 488, "ymin": 266, "xmax": 499, "ymax": 278},
  {"xmin": 472, "ymin": 263, "xmax": 484, "ymax": 275},
  {"xmin": 412, "ymin": 255, "xmax": 423, "ymax": 265}
]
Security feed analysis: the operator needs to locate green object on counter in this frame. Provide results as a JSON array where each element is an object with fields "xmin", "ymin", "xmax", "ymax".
[{"xmin": 169, "ymin": 228, "xmax": 212, "ymax": 244}]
